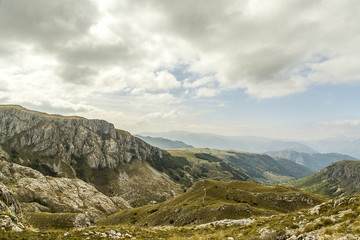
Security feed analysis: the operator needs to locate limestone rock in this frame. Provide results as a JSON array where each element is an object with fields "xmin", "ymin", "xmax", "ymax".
[
  {"xmin": 0, "ymin": 160, "xmax": 129, "ymax": 219},
  {"xmin": 0, "ymin": 183, "xmax": 24, "ymax": 232}
]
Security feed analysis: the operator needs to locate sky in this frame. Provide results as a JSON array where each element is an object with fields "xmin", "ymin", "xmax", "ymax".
[{"xmin": 0, "ymin": 0, "xmax": 360, "ymax": 140}]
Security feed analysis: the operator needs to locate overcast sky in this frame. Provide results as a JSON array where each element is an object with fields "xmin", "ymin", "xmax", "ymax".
[{"xmin": 1, "ymin": 0, "xmax": 360, "ymax": 140}]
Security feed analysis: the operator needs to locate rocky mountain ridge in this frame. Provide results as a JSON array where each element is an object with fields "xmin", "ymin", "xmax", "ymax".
[
  {"xmin": 0, "ymin": 105, "xmax": 167, "ymax": 171},
  {"xmin": 0, "ymin": 105, "xmax": 184, "ymax": 207}
]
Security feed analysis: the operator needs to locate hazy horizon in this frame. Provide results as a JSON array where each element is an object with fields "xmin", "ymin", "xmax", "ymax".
[{"xmin": 1, "ymin": 0, "xmax": 360, "ymax": 140}]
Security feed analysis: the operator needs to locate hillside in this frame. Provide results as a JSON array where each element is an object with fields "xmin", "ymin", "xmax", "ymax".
[
  {"xmin": 289, "ymin": 160, "xmax": 360, "ymax": 197},
  {"xmin": 170, "ymin": 149, "xmax": 314, "ymax": 185},
  {"xmin": 267, "ymin": 150, "xmax": 358, "ymax": 171},
  {"xmin": 135, "ymin": 135, "xmax": 194, "ymax": 149},
  {"xmin": 3, "ymin": 193, "xmax": 360, "ymax": 239},
  {"xmin": 98, "ymin": 179, "xmax": 326, "ymax": 227},
  {"xmin": 167, "ymin": 149, "xmax": 249, "ymax": 183}
]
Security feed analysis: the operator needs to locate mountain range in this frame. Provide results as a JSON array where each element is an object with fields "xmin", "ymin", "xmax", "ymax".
[
  {"xmin": 266, "ymin": 150, "xmax": 358, "ymax": 171},
  {"xmin": 135, "ymin": 135, "xmax": 194, "ymax": 149},
  {"xmin": 139, "ymin": 131, "xmax": 360, "ymax": 158},
  {"xmin": 138, "ymin": 131, "xmax": 317, "ymax": 153}
]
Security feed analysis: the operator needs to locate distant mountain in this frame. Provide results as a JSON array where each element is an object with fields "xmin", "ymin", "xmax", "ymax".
[
  {"xmin": 98, "ymin": 179, "xmax": 325, "ymax": 226},
  {"xmin": 289, "ymin": 160, "xmax": 360, "ymax": 197},
  {"xmin": 305, "ymin": 137, "xmax": 360, "ymax": 159},
  {"xmin": 139, "ymin": 131, "xmax": 317, "ymax": 153},
  {"xmin": 167, "ymin": 148, "xmax": 314, "ymax": 185},
  {"xmin": 135, "ymin": 135, "xmax": 193, "ymax": 149},
  {"xmin": 267, "ymin": 150, "xmax": 358, "ymax": 171}
]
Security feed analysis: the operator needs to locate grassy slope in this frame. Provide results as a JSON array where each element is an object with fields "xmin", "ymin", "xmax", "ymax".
[
  {"xmin": 168, "ymin": 148, "xmax": 313, "ymax": 185},
  {"xmin": 167, "ymin": 149, "xmax": 249, "ymax": 183},
  {"xmin": 3, "ymin": 195, "xmax": 360, "ymax": 239},
  {"xmin": 97, "ymin": 179, "xmax": 326, "ymax": 227},
  {"xmin": 289, "ymin": 160, "xmax": 360, "ymax": 197}
]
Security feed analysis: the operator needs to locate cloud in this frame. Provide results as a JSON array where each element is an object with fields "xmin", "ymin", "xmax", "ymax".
[
  {"xmin": 1, "ymin": 0, "xmax": 359, "ymax": 99},
  {"xmin": 144, "ymin": 110, "xmax": 184, "ymax": 120},
  {"xmin": 319, "ymin": 120, "xmax": 360, "ymax": 127},
  {"xmin": 135, "ymin": 0, "xmax": 360, "ymax": 98},
  {"xmin": 0, "ymin": 0, "xmax": 359, "ymax": 137},
  {"xmin": 0, "ymin": 79, "xmax": 8, "ymax": 91},
  {"xmin": 195, "ymin": 88, "xmax": 219, "ymax": 98}
]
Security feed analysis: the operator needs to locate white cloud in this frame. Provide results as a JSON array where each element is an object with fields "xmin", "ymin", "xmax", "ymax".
[
  {"xmin": 319, "ymin": 120, "xmax": 360, "ymax": 127},
  {"xmin": 144, "ymin": 110, "xmax": 184, "ymax": 120},
  {"xmin": 195, "ymin": 88, "xmax": 219, "ymax": 98}
]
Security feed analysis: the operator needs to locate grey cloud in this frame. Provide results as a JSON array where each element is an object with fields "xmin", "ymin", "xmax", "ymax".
[
  {"xmin": 0, "ymin": 0, "xmax": 102, "ymax": 85},
  {"xmin": 58, "ymin": 65, "xmax": 97, "ymax": 85},
  {"xmin": 0, "ymin": 0, "xmax": 99, "ymax": 46},
  {"xmin": 57, "ymin": 41, "xmax": 142, "ymax": 69}
]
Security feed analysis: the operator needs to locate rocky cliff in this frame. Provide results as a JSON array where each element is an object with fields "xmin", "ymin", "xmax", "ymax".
[
  {"xmin": 0, "ymin": 105, "xmax": 169, "ymax": 173},
  {"xmin": 0, "ymin": 105, "xmax": 183, "ymax": 206}
]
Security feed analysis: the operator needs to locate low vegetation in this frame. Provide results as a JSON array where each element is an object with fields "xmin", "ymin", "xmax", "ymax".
[
  {"xmin": 2, "ymin": 195, "xmax": 359, "ymax": 239},
  {"xmin": 289, "ymin": 160, "xmax": 360, "ymax": 197},
  {"xmin": 97, "ymin": 179, "xmax": 325, "ymax": 227},
  {"xmin": 168, "ymin": 148, "xmax": 313, "ymax": 185}
]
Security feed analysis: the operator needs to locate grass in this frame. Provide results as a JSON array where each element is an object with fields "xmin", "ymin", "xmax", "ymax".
[
  {"xmin": 97, "ymin": 179, "xmax": 326, "ymax": 227},
  {"xmin": 2, "ymin": 195, "xmax": 359, "ymax": 239},
  {"xmin": 167, "ymin": 148, "xmax": 311, "ymax": 185},
  {"xmin": 24, "ymin": 212, "xmax": 87, "ymax": 230}
]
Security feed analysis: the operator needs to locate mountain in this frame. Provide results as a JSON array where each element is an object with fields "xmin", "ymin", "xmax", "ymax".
[
  {"xmin": 135, "ymin": 135, "xmax": 194, "ymax": 149},
  {"xmin": 289, "ymin": 160, "xmax": 360, "ymax": 197},
  {"xmin": 305, "ymin": 137, "xmax": 360, "ymax": 159},
  {"xmin": 266, "ymin": 150, "xmax": 358, "ymax": 171},
  {"xmin": 167, "ymin": 148, "xmax": 314, "ymax": 185},
  {"xmin": 139, "ymin": 131, "xmax": 317, "ymax": 153},
  {"xmin": 98, "ymin": 179, "xmax": 325, "ymax": 227},
  {"xmin": 0, "ymin": 105, "xmax": 191, "ymax": 207}
]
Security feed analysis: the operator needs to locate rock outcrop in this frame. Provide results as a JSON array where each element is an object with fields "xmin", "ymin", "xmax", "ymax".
[
  {"xmin": 0, "ymin": 183, "xmax": 24, "ymax": 232},
  {"xmin": 0, "ymin": 159, "xmax": 130, "ymax": 220},
  {"xmin": 0, "ymin": 105, "xmax": 183, "ymax": 206}
]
